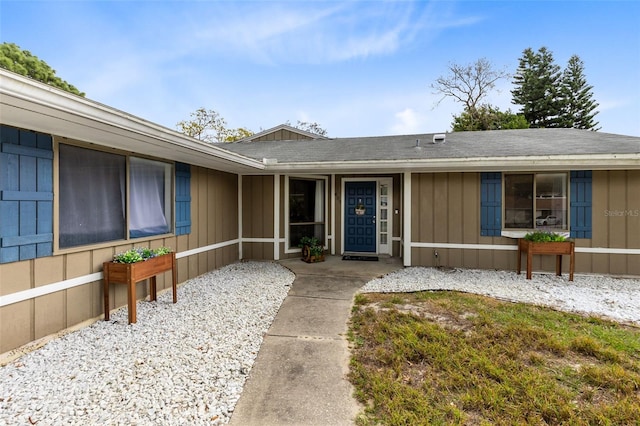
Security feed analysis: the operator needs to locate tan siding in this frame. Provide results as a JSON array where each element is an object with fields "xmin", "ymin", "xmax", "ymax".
[
  {"xmin": 0, "ymin": 302, "xmax": 32, "ymax": 353},
  {"xmin": 242, "ymin": 175, "xmax": 274, "ymax": 240},
  {"xmin": 0, "ymin": 259, "xmax": 31, "ymax": 296},
  {"xmin": 608, "ymin": 171, "xmax": 627, "ymax": 274},
  {"xmin": 627, "ymin": 171, "xmax": 640, "ymax": 275},
  {"xmin": 409, "ymin": 171, "xmax": 639, "ymax": 276},
  {"xmin": 1, "ymin": 163, "xmax": 239, "ymax": 355},
  {"xmin": 587, "ymin": 170, "xmax": 639, "ymax": 276},
  {"xmin": 591, "ymin": 171, "xmax": 610, "ymax": 274},
  {"xmin": 448, "ymin": 174, "xmax": 463, "ymax": 266},
  {"xmin": 412, "ymin": 174, "xmax": 431, "ymax": 266},
  {"xmin": 412, "ymin": 173, "xmax": 518, "ymax": 271},
  {"xmin": 462, "ymin": 173, "xmax": 480, "ymax": 268},
  {"xmin": 65, "ymin": 252, "xmax": 92, "ymax": 326}
]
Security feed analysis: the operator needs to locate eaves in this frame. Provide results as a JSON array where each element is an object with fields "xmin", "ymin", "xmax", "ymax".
[{"xmin": 255, "ymin": 153, "xmax": 640, "ymax": 175}]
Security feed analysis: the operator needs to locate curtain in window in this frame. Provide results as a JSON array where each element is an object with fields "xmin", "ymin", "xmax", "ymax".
[
  {"xmin": 129, "ymin": 157, "xmax": 171, "ymax": 238},
  {"xmin": 59, "ymin": 145, "xmax": 126, "ymax": 248},
  {"xmin": 314, "ymin": 180, "xmax": 324, "ymax": 222}
]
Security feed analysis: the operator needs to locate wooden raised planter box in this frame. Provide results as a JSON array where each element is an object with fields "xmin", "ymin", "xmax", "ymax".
[
  {"xmin": 103, "ymin": 252, "xmax": 177, "ymax": 324},
  {"xmin": 301, "ymin": 245, "xmax": 325, "ymax": 263},
  {"xmin": 517, "ymin": 239, "xmax": 575, "ymax": 281}
]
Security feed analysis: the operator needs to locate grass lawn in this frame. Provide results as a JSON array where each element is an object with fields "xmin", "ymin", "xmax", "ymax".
[{"xmin": 348, "ymin": 291, "xmax": 640, "ymax": 425}]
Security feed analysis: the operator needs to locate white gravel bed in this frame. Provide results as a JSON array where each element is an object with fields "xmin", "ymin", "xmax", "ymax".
[
  {"xmin": 361, "ymin": 267, "xmax": 640, "ymax": 325},
  {"xmin": 0, "ymin": 261, "xmax": 294, "ymax": 426}
]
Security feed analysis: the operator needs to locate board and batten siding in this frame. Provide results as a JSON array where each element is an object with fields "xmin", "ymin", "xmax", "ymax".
[
  {"xmin": 241, "ymin": 175, "xmax": 275, "ymax": 260},
  {"xmin": 583, "ymin": 170, "xmax": 640, "ymax": 276},
  {"xmin": 1, "ymin": 153, "xmax": 239, "ymax": 354},
  {"xmin": 411, "ymin": 171, "xmax": 640, "ymax": 276}
]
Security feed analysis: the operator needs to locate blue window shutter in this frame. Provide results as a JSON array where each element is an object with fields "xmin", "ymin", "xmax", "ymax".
[
  {"xmin": 0, "ymin": 125, "xmax": 53, "ymax": 263},
  {"xmin": 175, "ymin": 162, "xmax": 191, "ymax": 235},
  {"xmin": 570, "ymin": 171, "xmax": 592, "ymax": 239},
  {"xmin": 480, "ymin": 172, "xmax": 502, "ymax": 237}
]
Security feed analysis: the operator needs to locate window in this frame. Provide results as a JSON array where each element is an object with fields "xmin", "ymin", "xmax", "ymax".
[
  {"xmin": 59, "ymin": 144, "xmax": 172, "ymax": 248},
  {"xmin": 289, "ymin": 178, "xmax": 325, "ymax": 248},
  {"xmin": 129, "ymin": 157, "xmax": 172, "ymax": 238},
  {"xmin": 504, "ymin": 173, "xmax": 568, "ymax": 230}
]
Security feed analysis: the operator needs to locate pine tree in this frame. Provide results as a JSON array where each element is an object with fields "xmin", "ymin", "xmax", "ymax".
[
  {"xmin": 511, "ymin": 47, "xmax": 563, "ymax": 128},
  {"xmin": 560, "ymin": 55, "xmax": 600, "ymax": 130},
  {"xmin": 0, "ymin": 42, "xmax": 84, "ymax": 96}
]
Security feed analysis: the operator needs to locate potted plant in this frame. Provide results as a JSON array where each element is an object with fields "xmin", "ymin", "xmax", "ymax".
[
  {"xmin": 308, "ymin": 243, "xmax": 325, "ymax": 263},
  {"xmin": 517, "ymin": 231, "xmax": 575, "ymax": 281},
  {"xmin": 103, "ymin": 247, "xmax": 177, "ymax": 324},
  {"xmin": 298, "ymin": 236, "xmax": 325, "ymax": 263}
]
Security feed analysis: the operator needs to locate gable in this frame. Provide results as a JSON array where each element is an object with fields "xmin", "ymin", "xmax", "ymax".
[
  {"xmin": 240, "ymin": 123, "xmax": 328, "ymax": 143},
  {"xmin": 252, "ymin": 128, "xmax": 315, "ymax": 142}
]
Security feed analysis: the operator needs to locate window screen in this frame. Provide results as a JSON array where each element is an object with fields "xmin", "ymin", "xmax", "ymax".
[{"xmin": 59, "ymin": 144, "xmax": 126, "ymax": 248}]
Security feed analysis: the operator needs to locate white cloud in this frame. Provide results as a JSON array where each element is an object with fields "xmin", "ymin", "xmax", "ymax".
[
  {"xmin": 392, "ymin": 108, "xmax": 421, "ymax": 134},
  {"xmin": 187, "ymin": 1, "xmax": 481, "ymax": 65}
]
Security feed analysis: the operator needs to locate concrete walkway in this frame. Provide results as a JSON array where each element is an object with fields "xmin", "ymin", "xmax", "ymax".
[{"xmin": 229, "ymin": 255, "xmax": 403, "ymax": 426}]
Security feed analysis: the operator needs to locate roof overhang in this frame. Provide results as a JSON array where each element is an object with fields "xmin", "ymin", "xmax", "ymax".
[
  {"xmin": 0, "ymin": 70, "xmax": 264, "ymax": 174},
  {"xmin": 252, "ymin": 154, "xmax": 640, "ymax": 175}
]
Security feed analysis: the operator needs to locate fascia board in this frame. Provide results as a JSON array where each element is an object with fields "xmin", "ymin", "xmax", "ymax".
[
  {"xmin": 0, "ymin": 71, "xmax": 265, "ymax": 172},
  {"xmin": 260, "ymin": 154, "xmax": 640, "ymax": 174}
]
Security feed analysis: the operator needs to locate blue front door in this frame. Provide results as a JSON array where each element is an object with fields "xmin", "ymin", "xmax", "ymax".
[{"xmin": 345, "ymin": 181, "xmax": 376, "ymax": 253}]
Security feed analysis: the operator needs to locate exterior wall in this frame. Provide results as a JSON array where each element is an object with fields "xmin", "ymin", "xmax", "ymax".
[
  {"xmin": 1, "ymin": 159, "xmax": 239, "ymax": 355},
  {"xmin": 184, "ymin": 166, "xmax": 239, "ymax": 278},
  {"xmin": 241, "ymin": 175, "xmax": 275, "ymax": 260},
  {"xmin": 410, "ymin": 171, "xmax": 640, "ymax": 276},
  {"xmin": 241, "ymin": 174, "xmax": 341, "ymax": 261},
  {"xmin": 580, "ymin": 170, "xmax": 640, "ymax": 275}
]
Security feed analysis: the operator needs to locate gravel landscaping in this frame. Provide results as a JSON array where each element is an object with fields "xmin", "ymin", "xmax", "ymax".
[
  {"xmin": 1, "ymin": 261, "xmax": 639, "ymax": 426},
  {"xmin": 0, "ymin": 262, "xmax": 294, "ymax": 426},
  {"xmin": 362, "ymin": 267, "xmax": 640, "ymax": 325}
]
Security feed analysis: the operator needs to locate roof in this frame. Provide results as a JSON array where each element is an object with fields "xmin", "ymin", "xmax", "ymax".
[
  {"xmin": 0, "ymin": 69, "xmax": 264, "ymax": 174},
  {"xmin": 2, "ymin": 68, "xmax": 638, "ymax": 176},
  {"xmin": 221, "ymin": 129, "xmax": 640, "ymax": 174}
]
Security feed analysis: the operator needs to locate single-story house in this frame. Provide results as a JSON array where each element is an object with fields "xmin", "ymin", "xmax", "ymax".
[{"xmin": 1, "ymin": 68, "xmax": 639, "ymax": 355}]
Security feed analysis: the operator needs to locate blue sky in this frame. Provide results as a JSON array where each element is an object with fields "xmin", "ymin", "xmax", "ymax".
[{"xmin": 2, "ymin": 0, "xmax": 639, "ymax": 137}]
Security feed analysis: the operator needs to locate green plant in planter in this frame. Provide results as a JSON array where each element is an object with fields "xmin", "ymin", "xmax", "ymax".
[
  {"xmin": 113, "ymin": 246, "xmax": 173, "ymax": 263},
  {"xmin": 309, "ymin": 244, "xmax": 324, "ymax": 257},
  {"xmin": 524, "ymin": 231, "xmax": 567, "ymax": 242},
  {"xmin": 298, "ymin": 236, "xmax": 320, "ymax": 248}
]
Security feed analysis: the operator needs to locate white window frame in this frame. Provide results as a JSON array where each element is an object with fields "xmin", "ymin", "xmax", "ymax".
[
  {"xmin": 284, "ymin": 175, "xmax": 329, "ymax": 253},
  {"xmin": 55, "ymin": 142, "xmax": 174, "ymax": 252},
  {"xmin": 503, "ymin": 172, "xmax": 569, "ymax": 232}
]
